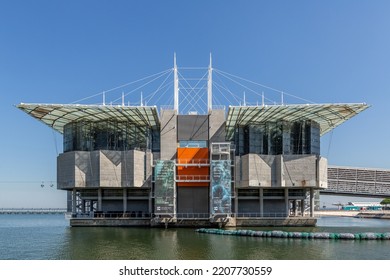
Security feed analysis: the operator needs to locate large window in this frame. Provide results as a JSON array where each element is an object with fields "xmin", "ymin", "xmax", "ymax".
[
  {"xmin": 63, "ymin": 120, "xmax": 152, "ymax": 152},
  {"xmin": 235, "ymin": 120, "xmax": 320, "ymax": 156},
  {"xmin": 179, "ymin": 140, "xmax": 208, "ymax": 148}
]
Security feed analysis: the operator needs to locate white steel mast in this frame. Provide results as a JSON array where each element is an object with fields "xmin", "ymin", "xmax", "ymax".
[
  {"xmin": 173, "ymin": 53, "xmax": 179, "ymax": 113},
  {"xmin": 207, "ymin": 53, "xmax": 213, "ymax": 113}
]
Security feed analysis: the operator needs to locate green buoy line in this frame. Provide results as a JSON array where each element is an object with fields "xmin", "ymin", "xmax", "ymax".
[{"xmin": 196, "ymin": 228, "xmax": 390, "ymax": 240}]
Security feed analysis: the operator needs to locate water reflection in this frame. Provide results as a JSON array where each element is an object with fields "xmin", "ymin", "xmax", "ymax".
[{"xmin": 2, "ymin": 215, "xmax": 390, "ymax": 260}]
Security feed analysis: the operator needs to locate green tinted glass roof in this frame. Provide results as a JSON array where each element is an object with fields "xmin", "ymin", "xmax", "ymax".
[
  {"xmin": 17, "ymin": 103, "xmax": 160, "ymax": 134},
  {"xmin": 226, "ymin": 103, "xmax": 369, "ymax": 140}
]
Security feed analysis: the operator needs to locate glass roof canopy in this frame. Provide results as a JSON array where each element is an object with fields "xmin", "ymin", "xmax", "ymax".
[
  {"xmin": 17, "ymin": 103, "xmax": 160, "ymax": 134},
  {"xmin": 18, "ymin": 103, "xmax": 369, "ymax": 141},
  {"xmin": 226, "ymin": 103, "xmax": 370, "ymax": 140}
]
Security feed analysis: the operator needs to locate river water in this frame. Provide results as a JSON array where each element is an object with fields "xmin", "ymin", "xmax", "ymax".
[{"xmin": 0, "ymin": 214, "xmax": 389, "ymax": 260}]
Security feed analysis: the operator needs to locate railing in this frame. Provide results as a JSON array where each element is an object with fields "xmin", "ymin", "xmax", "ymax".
[
  {"xmin": 176, "ymin": 213, "xmax": 209, "ymax": 219},
  {"xmin": 211, "ymin": 143, "xmax": 235, "ymax": 154},
  {"xmin": 176, "ymin": 159, "xmax": 210, "ymax": 165},
  {"xmin": 160, "ymin": 105, "xmax": 174, "ymax": 110},
  {"xmin": 67, "ymin": 211, "xmax": 300, "ymax": 219},
  {"xmin": 212, "ymin": 105, "xmax": 226, "ymax": 110},
  {"xmin": 176, "ymin": 175, "xmax": 210, "ymax": 181},
  {"xmin": 69, "ymin": 211, "xmax": 151, "ymax": 219},
  {"xmin": 236, "ymin": 212, "xmax": 288, "ymax": 218}
]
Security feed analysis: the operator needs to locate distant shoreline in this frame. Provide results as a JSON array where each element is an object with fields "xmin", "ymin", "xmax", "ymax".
[
  {"xmin": 0, "ymin": 208, "xmax": 66, "ymax": 214},
  {"xmin": 315, "ymin": 210, "xmax": 390, "ymax": 219}
]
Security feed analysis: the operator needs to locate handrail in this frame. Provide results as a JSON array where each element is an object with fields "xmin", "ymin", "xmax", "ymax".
[
  {"xmin": 176, "ymin": 175, "xmax": 210, "ymax": 181},
  {"xmin": 176, "ymin": 159, "xmax": 210, "ymax": 165},
  {"xmin": 236, "ymin": 212, "xmax": 288, "ymax": 218}
]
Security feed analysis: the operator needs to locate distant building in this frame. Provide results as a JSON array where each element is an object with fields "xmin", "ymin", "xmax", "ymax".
[
  {"xmin": 17, "ymin": 57, "xmax": 369, "ymax": 227},
  {"xmin": 342, "ymin": 202, "xmax": 382, "ymax": 211}
]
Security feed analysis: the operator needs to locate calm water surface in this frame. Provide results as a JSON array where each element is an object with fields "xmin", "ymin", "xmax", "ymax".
[{"xmin": 1, "ymin": 214, "xmax": 390, "ymax": 260}]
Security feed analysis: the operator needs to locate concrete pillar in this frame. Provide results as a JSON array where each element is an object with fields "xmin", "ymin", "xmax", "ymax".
[
  {"xmin": 280, "ymin": 156, "xmax": 285, "ymax": 187},
  {"xmin": 72, "ymin": 189, "xmax": 77, "ymax": 215},
  {"xmin": 148, "ymin": 188, "xmax": 153, "ymax": 216},
  {"xmin": 294, "ymin": 200, "xmax": 298, "ymax": 216},
  {"xmin": 301, "ymin": 199, "xmax": 305, "ymax": 217},
  {"xmin": 284, "ymin": 188, "xmax": 289, "ymax": 217},
  {"xmin": 98, "ymin": 188, "xmax": 102, "ymax": 211},
  {"xmin": 310, "ymin": 188, "xmax": 315, "ymax": 217},
  {"xmin": 81, "ymin": 199, "xmax": 86, "ymax": 214},
  {"xmin": 173, "ymin": 169, "xmax": 177, "ymax": 218},
  {"xmin": 234, "ymin": 188, "xmax": 238, "ymax": 217},
  {"xmin": 123, "ymin": 188, "xmax": 127, "ymax": 214},
  {"xmin": 259, "ymin": 188, "xmax": 264, "ymax": 217}
]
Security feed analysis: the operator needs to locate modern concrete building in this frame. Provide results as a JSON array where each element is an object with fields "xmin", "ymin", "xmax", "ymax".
[{"xmin": 17, "ymin": 58, "xmax": 369, "ymax": 227}]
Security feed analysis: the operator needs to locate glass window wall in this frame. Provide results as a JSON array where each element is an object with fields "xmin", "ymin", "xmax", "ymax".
[
  {"xmin": 234, "ymin": 120, "xmax": 320, "ymax": 156},
  {"xmin": 63, "ymin": 120, "xmax": 153, "ymax": 152}
]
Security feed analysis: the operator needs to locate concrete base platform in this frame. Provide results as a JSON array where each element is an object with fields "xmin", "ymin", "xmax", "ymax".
[
  {"xmin": 69, "ymin": 217, "xmax": 316, "ymax": 227},
  {"xmin": 70, "ymin": 218, "xmax": 151, "ymax": 227},
  {"xmin": 236, "ymin": 217, "xmax": 317, "ymax": 227}
]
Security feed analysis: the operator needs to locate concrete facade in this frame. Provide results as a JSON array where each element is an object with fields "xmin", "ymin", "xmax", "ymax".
[
  {"xmin": 57, "ymin": 112, "xmax": 325, "ymax": 227},
  {"xmin": 209, "ymin": 109, "xmax": 226, "ymax": 143},
  {"xmin": 160, "ymin": 109, "xmax": 177, "ymax": 160},
  {"xmin": 238, "ymin": 154, "xmax": 327, "ymax": 189},
  {"xmin": 50, "ymin": 104, "xmax": 338, "ymax": 227},
  {"xmin": 58, "ymin": 150, "xmax": 151, "ymax": 189}
]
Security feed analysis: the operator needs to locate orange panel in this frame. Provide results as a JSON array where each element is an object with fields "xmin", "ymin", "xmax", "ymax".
[{"xmin": 177, "ymin": 148, "xmax": 209, "ymax": 187}]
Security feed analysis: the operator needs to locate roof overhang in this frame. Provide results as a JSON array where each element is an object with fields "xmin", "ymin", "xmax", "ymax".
[
  {"xmin": 226, "ymin": 103, "xmax": 370, "ymax": 139},
  {"xmin": 17, "ymin": 103, "xmax": 160, "ymax": 134}
]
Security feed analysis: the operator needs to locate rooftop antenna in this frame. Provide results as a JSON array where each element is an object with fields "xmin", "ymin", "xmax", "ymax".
[
  {"xmin": 262, "ymin": 92, "xmax": 265, "ymax": 107},
  {"xmin": 174, "ymin": 53, "xmax": 179, "ymax": 113},
  {"xmin": 207, "ymin": 52, "xmax": 213, "ymax": 113}
]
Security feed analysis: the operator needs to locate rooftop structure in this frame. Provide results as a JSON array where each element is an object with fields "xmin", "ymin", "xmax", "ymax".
[{"xmin": 17, "ymin": 56, "xmax": 369, "ymax": 227}]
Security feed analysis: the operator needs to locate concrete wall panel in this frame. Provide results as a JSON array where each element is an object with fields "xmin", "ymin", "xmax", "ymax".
[
  {"xmin": 209, "ymin": 110, "xmax": 226, "ymax": 143},
  {"xmin": 283, "ymin": 155, "xmax": 317, "ymax": 187},
  {"xmin": 177, "ymin": 115, "xmax": 208, "ymax": 141},
  {"xmin": 160, "ymin": 109, "xmax": 177, "ymax": 160}
]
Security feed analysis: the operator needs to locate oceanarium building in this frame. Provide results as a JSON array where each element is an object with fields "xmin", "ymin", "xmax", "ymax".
[{"xmin": 18, "ymin": 58, "xmax": 368, "ymax": 227}]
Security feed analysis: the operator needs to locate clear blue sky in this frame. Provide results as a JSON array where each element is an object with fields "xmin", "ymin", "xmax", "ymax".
[{"xmin": 1, "ymin": 1, "xmax": 390, "ymax": 208}]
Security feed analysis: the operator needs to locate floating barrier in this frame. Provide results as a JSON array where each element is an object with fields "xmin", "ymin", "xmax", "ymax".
[{"xmin": 196, "ymin": 228, "xmax": 390, "ymax": 240}]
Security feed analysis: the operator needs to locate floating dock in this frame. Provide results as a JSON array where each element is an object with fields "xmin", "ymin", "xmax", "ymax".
[{"xmin": 196, "ymin": 228, "xmax": 390, "ymax": 240}]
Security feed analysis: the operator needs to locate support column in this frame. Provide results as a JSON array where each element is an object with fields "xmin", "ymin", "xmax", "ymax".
[
  {"xmin": 173, "ymin": 168, "xmax": 177, "ymax": 218},
  {"xmin": 72, "ymin": 189, "xmax": 77, "ymax": 215},
  {"xmin": 149, "ymin": 188, "xmax": 153, "ymax": 216},
  {"xmin": 81, "ymin": 199, "xmax": 86, "ymax": 214},
  {"xmin": 310, "ymin": 188, "xmax": 315, "ymax": 218},
  {"xmin": 301, "ymin": 199, "xmax": 305, "ymax": 217},
  {"xmin": 259, "ymin": 188, "xmax": 264, "ymax": 217},
  {"xmin": 97, "ymin": 188, "xmax": 102, "ymax": 212},
  {"xmin": 234, "ymin": 188, "xmax": 238, "ymax": 217},
  {"xmin": 294, "ymin": 200, "xmax": 298, "ymax": 216},
  {"xmin": 123, "ymin": 188, "xmax": 127, "ymax": 214},
  {"xmin": 284, "ymin": 188, "xmax": 289, "ymax": 217}
]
